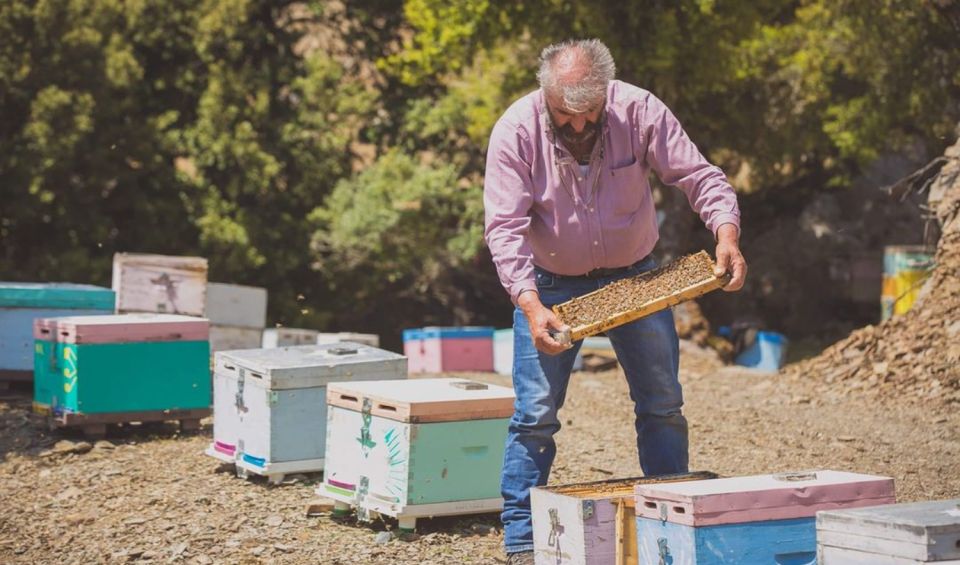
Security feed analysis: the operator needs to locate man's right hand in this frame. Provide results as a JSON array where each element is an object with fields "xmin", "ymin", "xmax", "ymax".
[{"xmin": 518, "ymin": 290, "xmax": 571, "ymax": 355}]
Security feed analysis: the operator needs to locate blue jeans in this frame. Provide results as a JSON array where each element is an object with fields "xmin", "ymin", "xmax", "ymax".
[{"xmin": 501, "ymin": 256, "xmax": 688, "ymax": 554}]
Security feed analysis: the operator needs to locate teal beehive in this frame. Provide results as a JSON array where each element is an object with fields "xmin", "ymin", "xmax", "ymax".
[
  {"xmin": 47, "ymin": 314, "xmax": 211, "ymax": 415},
  {"xmin": 320, "ymin": 378, "xmax": 515, "ymax": 531}
]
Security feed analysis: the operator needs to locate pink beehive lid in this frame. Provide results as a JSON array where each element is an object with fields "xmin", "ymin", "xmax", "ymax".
[
  {"xmin": 633, "ymin": 470, "xmax": 895, "ymax": 526},
  {"xmin": 33, "ymin": 318, "xmax": 59, "ymax": 340},
  {"xmin": 53, "ymin": 313, "xmax": 209, "ymax": 344},
  {"xmin": 326, "ymin": 378, "xmax": 515, "ymax": 423}
]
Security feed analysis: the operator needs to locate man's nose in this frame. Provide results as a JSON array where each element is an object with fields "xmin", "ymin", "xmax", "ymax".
[{"xmin": 570, "ymin": 115, "xmax": 587, "ymax": 132}]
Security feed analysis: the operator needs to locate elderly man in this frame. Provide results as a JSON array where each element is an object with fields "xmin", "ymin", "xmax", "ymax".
[{"xmin": 483, "ymin": 39, "xmax": 746, "ymax": 563}]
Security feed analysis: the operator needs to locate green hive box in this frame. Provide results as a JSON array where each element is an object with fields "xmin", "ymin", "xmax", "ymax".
[
  {"xmin": 40, "ymin": 314, "xmax": 211, "ymax": 415},
  {"xmin": 320, "ymin": 378, "xmax": 515, "ymax": 531}
]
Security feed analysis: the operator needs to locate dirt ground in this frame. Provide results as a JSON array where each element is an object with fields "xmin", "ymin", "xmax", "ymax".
[{"xmin": 1, "ymin": 342, "xmax": 958, "ymax": 565}]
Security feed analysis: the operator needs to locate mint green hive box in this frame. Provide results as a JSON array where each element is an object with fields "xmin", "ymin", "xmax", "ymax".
[
  {"xmin": 320, "ymin": 378, "xmax": 515, "ymax": 531},
  {"xmin": 44, "ymin": 314, "xmax": 211, "ymax": 422}
]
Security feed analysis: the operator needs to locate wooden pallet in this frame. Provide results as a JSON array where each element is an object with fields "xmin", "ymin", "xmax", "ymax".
[
  {"xmin": 49, "ymin": 407, "xmax": 209, "ymax": 439},
  {"xmin": 552, "ymin": 251, "xmax": 729, "ymax": 345},
  {"xmin": 319, "ymin": 480, "xmax": 503, "ymax": 532},
  {"xmin": 233, "ymin": 455, "xmax": 325, "ymax": 486}
]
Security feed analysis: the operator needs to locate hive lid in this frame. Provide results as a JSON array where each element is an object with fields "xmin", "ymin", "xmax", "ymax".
[
  {"xmin": 817, "ymin": 499, "xmax": 960, "ymax": 562},
  {"xmin": 402, "ymin": 326, "xmax": 495, "ymax": 341},
  {"xmin": 633, "ymin": 470, "xmax": 895, "ymax": 526},
  {"xmin": 0, "ymin": 282, "xmax": 115, "ymax": 310},
  {"xmin": 52, "ymin": 314, "xmax": 209, "ymax": 344},
  {"xmin": 113, "ymin": 253, "xmax": 208, "ymax": 269},
  {"xmin": 214, "ymin": 342, "xmax": 407, "ymax": 390},
  {"xmin": 326, "ymin": 377, "xmax": 515, "ymax": 423}
]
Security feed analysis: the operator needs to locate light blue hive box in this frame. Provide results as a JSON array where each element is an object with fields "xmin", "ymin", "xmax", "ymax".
[
  {"xmin": 208, "ymin": 342, "xmax": 407, "ymax": 484},
  {"xmin": 634, "ymin": 470, "xmax": 896, "ymax": 565},
  {"xmin": 320, "ymin": 377, "xmax": 515, "ymax": 531},
  {"xmin": 1, "ymin": 283, "xmax": 114, "ymax": 385}
]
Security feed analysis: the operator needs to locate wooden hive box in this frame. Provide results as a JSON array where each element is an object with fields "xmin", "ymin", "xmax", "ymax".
[
  {"xmin": 33, "ymin": 318, "xmax": 62, "ymax": 412},
  {"xmin": 316, "ymin": 332, "xmax": 380, "ymax": 348},
  {"xmin": 319, "ymin": 377, "xmax": 514, "ymax": 530},
  {"xmin": 208, "ymin": 343, "xmax": 406, "ymax": 483},
  {"xmin": 634, "ymin": 470, "xmax": 896, "ymax": 565},
  {"xmin": 204, "ymin": 282, "xmax": 267, "ymax": 352},
  {"xmin": 530, "ymin": 472, "xmax": 717, "ymax": 565},
  {"xmin": 401, "ymin": 326, "xmax": 495, "ymax": 373},
  {"xmin": 45, "ymin": 314, "xmax": 211, "ymax": 416},
  {"xmin": 817, "ymin": 499, "xmax": 960, "ymax": 564},
  {"xmin": 1, "ymin": 283, "xmax": 114, "ymax": 379},
  {"xmin": 112, "ymin": 253, "xmax": 208, "ymax": 316},
  {"xmin": 261, "ymin": 327, "xmax": 319, "ymax": 348}
]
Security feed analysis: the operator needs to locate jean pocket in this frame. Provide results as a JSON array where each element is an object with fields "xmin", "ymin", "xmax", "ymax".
[{"xmin": 535, "ymin": 271, "xmax": 556, "ymax": 289}]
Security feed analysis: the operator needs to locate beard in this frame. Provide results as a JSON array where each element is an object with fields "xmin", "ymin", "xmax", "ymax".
[{"xmin": 556, "ymin": 120, "xmax": 600, "ymax": 147}]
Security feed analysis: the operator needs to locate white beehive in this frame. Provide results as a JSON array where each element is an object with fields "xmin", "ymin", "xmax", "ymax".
[
  {"xmin": 206, "ymin": 342, "xmax": 406, "ymax": 484},
  {"xmin": 112, "ymin": 253, "xmax": 208, "ymax": 316},
  {"xmin": 204, "ymin": 283, "xmax": 267, "ymax": 352},
  {"xmin": 818, "ymin": 499, "xmax": 960, "ymax": 564},
  {"xmin": 316, "ymin": 332, "xmax": 380, "ymax": 348},
  {"xmin": 262, "ymin": 327, "xmax": 319, "ymax": 348}
]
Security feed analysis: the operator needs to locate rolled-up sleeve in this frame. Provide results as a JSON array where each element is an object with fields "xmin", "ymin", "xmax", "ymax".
[
  {"xmin": 484, "ymin": 120, "xmax": 537, "ymax": 304},
  {"xmin": 643, "ymin": 94, "xmax": 741, "ymax": 237}
]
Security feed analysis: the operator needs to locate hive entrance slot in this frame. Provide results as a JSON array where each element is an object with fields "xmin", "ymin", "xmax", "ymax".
[
  {"xmin": 377, "ymin": 404, "xmax": 397, "ymax": 412},
  {"xmin": 339, "ymin": 394, "xmax": 358, "ymax": 402}
]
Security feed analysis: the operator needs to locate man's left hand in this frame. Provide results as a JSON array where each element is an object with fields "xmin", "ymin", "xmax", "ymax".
[{"xmin": 714, "ymin": 223, "xmax": 747, "ymax": 291}]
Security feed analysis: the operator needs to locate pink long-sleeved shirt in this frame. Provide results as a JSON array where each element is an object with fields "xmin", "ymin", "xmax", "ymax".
[{"xmin": 483, "ymin": 80, "xmax": 741, "ymax": 303}]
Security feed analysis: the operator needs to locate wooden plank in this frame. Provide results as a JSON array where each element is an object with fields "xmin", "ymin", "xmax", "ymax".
[
  {"xmin": 819, "ymin": 544, "xmax": 960, "ymax": 565},
  {"xmin": 53, "ymin": 407, "xmax": 210, "ymax": 426}
]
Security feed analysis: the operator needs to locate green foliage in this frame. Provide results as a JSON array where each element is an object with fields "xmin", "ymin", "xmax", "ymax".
[
  {"xmin": 310, "ymin": 150, "xmax": 483, "ymax": 306},
  {"xmin": 2, "ymin": 0, "xmax": 958, "ymax": 338},
  {"xmin": 0, "ymin": 0, "xmax": 375, "ymax": 329}
]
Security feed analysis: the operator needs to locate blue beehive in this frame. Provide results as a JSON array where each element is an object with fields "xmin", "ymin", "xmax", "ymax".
[
  {"xmin": 1, "ymin": 283, "xmax": 114, "ymax": 378},
  {"xmin": 634, "ymin": 471, "xmax": 896, "ymax": 565}
]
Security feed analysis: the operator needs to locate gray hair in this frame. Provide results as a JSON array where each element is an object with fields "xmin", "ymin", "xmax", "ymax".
[{"xmin": 537, "ymin": 39, "xmax": 615, "ymax": 113}]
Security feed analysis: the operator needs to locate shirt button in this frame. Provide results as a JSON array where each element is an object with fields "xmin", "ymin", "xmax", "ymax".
[
  {"xmin": 589, "ymin": 207, "xmax": 594, "ymax": 212},
  {"xmin": 593, "ymin": 241, "xmax": 599, "ymax": 246}
]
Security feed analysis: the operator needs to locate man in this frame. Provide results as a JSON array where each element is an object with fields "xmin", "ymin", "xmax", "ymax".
[{"xmin": 483, "ymin": 39, "xmax": 747, "ymax": 563}]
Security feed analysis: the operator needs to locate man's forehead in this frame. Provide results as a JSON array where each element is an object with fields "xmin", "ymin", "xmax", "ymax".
[{"xmin": 545, "ymin": 93, "xmax": 605, "ymax": 115}]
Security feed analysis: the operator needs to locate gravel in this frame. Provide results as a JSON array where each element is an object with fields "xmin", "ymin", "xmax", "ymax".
[{"xmin": 1, "ymin": 342, "xmax": 957, "ymax": 564}]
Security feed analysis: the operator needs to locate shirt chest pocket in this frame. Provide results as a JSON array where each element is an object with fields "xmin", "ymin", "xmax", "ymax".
[{"xmin": 606, "ymin": 157, "xmax": 646, "ymax": 214}]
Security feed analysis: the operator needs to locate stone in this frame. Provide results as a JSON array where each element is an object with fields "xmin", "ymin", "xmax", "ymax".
[
  {"xmin": 264, "ymin": 515, "xmax": 284, "ymax": 527},
  {"xmin": 373, "ymin": 531, "xmax": 392, "ymax": 544}
]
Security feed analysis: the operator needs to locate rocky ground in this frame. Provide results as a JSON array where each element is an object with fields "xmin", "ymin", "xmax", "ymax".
[{"xmin": 1, "ymin": 340, "xmax": 958, "ymax": 565}]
